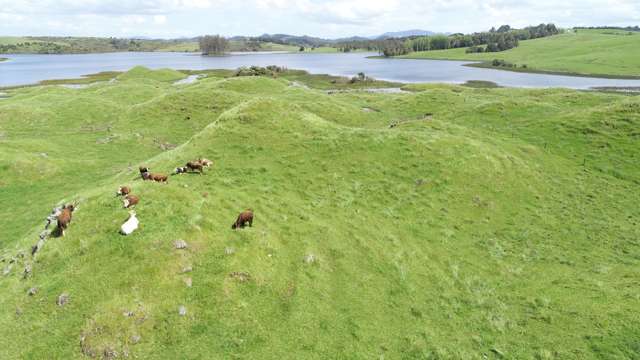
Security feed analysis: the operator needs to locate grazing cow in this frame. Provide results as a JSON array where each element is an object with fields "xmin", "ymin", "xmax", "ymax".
[
  {"xmin": 148, "ymin": 173, "xmax": 168, "ymax": 183},
  {"xmin": 116, "ymin": 186, "xmax": 131, "ymax": 196},
  {"xmin": 139, "ymin": 167, "xmax": 150, "ymax": 180},
  {"xmin": 186, "ymin": 161, "xmax": 204, "ymax": 174},
  {"xmin": 123, "ymin": 194, "xmax": 139, "ymax": 209},
  {"xmin": 140, "ymin": 167, "xmax": 168, "ymax": 183},
  {"xmin": 174, "ymin": 166, "xmax": 188, "ymax": 175},
  {"xmin": 120, "ymin": 211, "xmax": 139, "ymax": 235},
  {"xmin": 56, "ymin": 204, "xmax": 75, "ymax": 237},
  {"xmin": 232, "ymin": 209, "xmax": 254, "ymax": 230}
]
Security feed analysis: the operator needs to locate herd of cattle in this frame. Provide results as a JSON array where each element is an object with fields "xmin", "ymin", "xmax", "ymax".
[{"xmin": 53, "ymin": 158, "xmax": 254, "ymax": 238}]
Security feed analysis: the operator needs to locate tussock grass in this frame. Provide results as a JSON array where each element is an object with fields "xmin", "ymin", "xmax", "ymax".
[{"xmin": 0, "ymin": 68, "xmax": 639, "ymax": 359}]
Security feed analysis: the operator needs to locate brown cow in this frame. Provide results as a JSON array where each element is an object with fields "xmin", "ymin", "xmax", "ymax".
[
  {"xmin": 56, "ymin": 204, "xmax": 75, "ymax": 237},
  {"xmin": 148, "ymin": 173, "xmax": 168, "ymax": 183},
  {"xmin": 232, "ymin": 209, "xmax": 254, "ymax": 230},
  {"xmin": 117, "ymin": 186, "xmax": 131, "ymax": 196},
  {"xmin": 141, "ymin": 169, "xmax": 168, "ymax": 183},
  {"xmin": 186, "ymin": 161, "xmax": 204, "ymax": 174},
  {"xmin": 123, "ymin": 194, "xmax": 140, "ymax": 209}
]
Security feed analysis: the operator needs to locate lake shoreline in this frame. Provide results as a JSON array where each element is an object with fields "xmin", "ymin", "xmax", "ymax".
[
  {"xmin": 369, "ymin": 55, "xmax": 640, "ymax": 80},
  {"xmin": 465, "ymin": 61, "xmax": 640, "ymax": 80}
]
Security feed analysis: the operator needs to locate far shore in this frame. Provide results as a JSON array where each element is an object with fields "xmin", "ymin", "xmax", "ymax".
[{"xmin": 367, "ymin": 55, "xmax": 640, "ymax": 80}]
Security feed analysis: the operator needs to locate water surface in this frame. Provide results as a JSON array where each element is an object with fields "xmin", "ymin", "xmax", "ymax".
[{"xmin": 2, "ymin": 51, "xmax": 640, "ymax": 89}]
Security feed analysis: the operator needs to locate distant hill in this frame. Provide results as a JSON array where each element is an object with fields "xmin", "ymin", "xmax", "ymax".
[
  {"xmin": 251, "ymin": 31, "xmax": 441, "ymax": 47},
  {"xmin": 256, "ymin": 33, "xmax": 328, "ymax": 47},
  {"xmin": 333, "ymin": 36, "xmax": 372, "ymax": 43},
  {"xmin": 374, "ymin": 30, "xmax": 437, "ymax": 39}
]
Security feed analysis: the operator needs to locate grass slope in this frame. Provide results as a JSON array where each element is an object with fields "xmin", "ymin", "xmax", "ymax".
[
  {"xmin": 400, "ymin": 29, "xmax": 640, "ymax": 78},
  {"xmin": 0, "ymin": 36, "xmax": 303, "ymax": 54},
  {"xmin": 0, "ymin": 68, "xmax": 639, "ymax": 359}
]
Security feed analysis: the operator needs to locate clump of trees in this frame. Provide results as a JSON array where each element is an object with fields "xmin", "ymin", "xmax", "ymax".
[
  {"xmin": 199, "ymin": 35, "xmax": 228, "ymax": 55},
  {"xmin": 234, "ymin": 65, "xmax": 287, "ymax": 77},
  {"xmin": 466, "ymin": 46, "xmax": 485, "ymax": 53},
  {"xmin": 491, "ymin": 59, "xmax": 528, "ymax": 69},
  {"xmin": 379, "ymin": 39, "xmax": 411, "ymax": 57}
]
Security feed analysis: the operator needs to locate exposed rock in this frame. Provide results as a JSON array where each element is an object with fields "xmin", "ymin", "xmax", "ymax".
[
  {"xmin": 178, "ymin": 305, "xmax": 187, "ymax": 316},
  {"xmin": 45, "ymin": 207, "xmax": 63, "ymax": 230},
  {"xmin": 23, "ymin": 264, "xmax": 32, "ymax": 279},
  {"xmin": 103, "ymin": 347, "xmax": 118, "ymax": 359},
  {"xmin": 181, "ymin": 266, "xmax": 193, "ymax": 273},
  {"xmin": 229, "ymin": 272, "xmax": 251, "ymax": 282},
  {"xmin": 174, "ymin": 240, "xmax": 188, "ymax": 249},
  {"xmin": 184, "ymin": 277, "xmax": 193, "ymax": 288},
  {"xmin": 57, "ymin": 293, "xmax": 69, "ymax": 307},
  {"xmin": 303, "ymin": 254, "xmax": 317, "ymax": 264},
  {"xmin": 3, "ymin": 265, "xmax": 12, "ymax": 276},
  {"xmin": 80, "ymin": 334, "xmax": 97, "ymax": 358},
  {"xmin": 131, "ymin": 335, "xmax": 141, "ymax": 344},
  {"xmin": 27, "ymin": 287, "xmax": 38, "ymax": 296}
]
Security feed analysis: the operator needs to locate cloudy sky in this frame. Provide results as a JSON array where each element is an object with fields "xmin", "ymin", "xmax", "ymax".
[{"xmin": 0, "ymin": 0, "xmax": 638, "ymax": 38}]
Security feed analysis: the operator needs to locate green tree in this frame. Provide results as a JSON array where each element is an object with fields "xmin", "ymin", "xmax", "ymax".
[{"xmin": 199, "ymin": 35, "xmax": 229, "ymax": 55}]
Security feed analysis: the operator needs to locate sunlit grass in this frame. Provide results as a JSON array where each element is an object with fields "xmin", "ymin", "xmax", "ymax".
[{"xmin": 0, "ymin": 67, "xmax": 638, "ymax": 359}]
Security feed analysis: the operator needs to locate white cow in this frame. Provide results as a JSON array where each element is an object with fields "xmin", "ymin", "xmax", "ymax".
[{"xmin": 120, "ymin": 211, "xmax": 139, "ymax": 235}]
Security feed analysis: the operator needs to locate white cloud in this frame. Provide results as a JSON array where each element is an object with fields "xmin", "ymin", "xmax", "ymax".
[
  {"xmin": 0, "ymin": 0, "xmax": 221, "ymax": 15},
  {"xmin": 0, "ymin": 0, "xmax": 638, "ymax": 37},
  {"xmin": 256, "ymin": 0, "xmax": 398, "ymax": 24},
  {"xmin": 154, "ymin": 15, "xmax": 167, "ymax": 24}
]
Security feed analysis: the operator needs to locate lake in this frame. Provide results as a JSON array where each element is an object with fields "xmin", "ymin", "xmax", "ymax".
[{"xmin": 2, "ymin": 51, "xmax": 640, "ymax": 89}]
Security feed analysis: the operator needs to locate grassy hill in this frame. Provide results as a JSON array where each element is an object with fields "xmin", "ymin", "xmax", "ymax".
[
  {"xmin": 0, "ymin": 68, "xmax": 639, "ymax": 359},
  {"xmin": 0, "ymin": 36, "xmax": 198, "ymax": 54},
  {"xmin": 0, "ymin": 37, "xmax": 302, "ymax": 54},
  {"xmin": 400, "ymin": 29, "xmax": 640, "ymax": 78}
]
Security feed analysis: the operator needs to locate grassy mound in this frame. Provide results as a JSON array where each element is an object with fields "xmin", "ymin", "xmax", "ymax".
[
  {"xmin": 0, "ymin": 68, "xmax": 639, "ymax": 359},
  {"xmin": 117, "ymin": 66, "xmax": 186, "ymax": 83},
  {"xmin": 400, "ymin": 29, "xmax": 640, "ymax": 78}
]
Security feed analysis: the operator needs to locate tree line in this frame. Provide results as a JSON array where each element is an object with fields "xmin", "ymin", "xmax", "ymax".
[
  {"xmin": 409, "ymin": 23, "xmax": 559, "ymax": 55},
  {"xmin": 332, "ymin": 24, "xmax": 560, "ymax": 57},
  {"xmin": 574, "ymin": 26, "xmax": 640, "ymax": 32}
]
